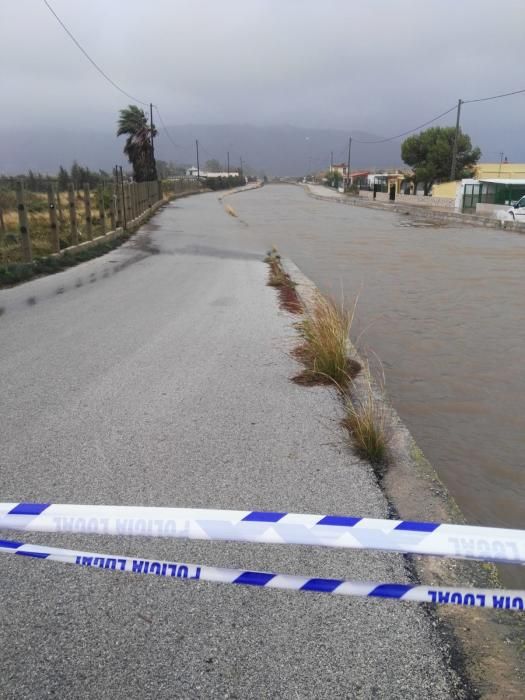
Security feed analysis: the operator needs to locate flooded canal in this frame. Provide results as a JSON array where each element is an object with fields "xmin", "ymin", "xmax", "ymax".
[{"xmin": 231, "ymin": 184, "xmax": 525, "ymax": 586}]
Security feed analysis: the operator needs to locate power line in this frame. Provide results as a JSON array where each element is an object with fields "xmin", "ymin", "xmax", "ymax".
[
  {"xmin": 40, "ymin": 0, "xmax": 525, "ymax": 158},
  {"xmin": 464, "ymin": 87, "xmax": 525, "ymax": 104},
  {"xmin": 42, "ymin": 0, "xmax": 150, "ymax": 107},
  {"xmin": 351, "ymin": 85, "xmax": 524, "ymax": 145},
  {"xmin": 154, "ymin": 106, "xmax": 181, "ymax": 149},
  {"xmin": 352, "ymin": 105, "xmax": 458, "ymax": 144}
]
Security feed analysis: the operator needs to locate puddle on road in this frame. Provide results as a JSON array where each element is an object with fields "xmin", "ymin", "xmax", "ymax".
[
  {"xmin": 173, "ymin": 244, "xmax": 262, "ymax": 261},
  {"xmin": 398, "ymin": 218, "xmax": 448, "ymax": 228}
]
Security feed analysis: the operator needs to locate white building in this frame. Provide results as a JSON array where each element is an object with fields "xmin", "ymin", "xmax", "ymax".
[{"xmin": 185, "ymin": 167, "xmax": 239, "ymax": 178}]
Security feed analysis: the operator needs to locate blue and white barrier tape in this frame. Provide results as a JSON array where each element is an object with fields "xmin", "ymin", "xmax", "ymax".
[
  {"xmin": 1, "ymin": 502, "xmax": 524, "ymax": 565},
  {"xmin": 1, "ymin": 538, "xmax": 523, "ymax": 610}
]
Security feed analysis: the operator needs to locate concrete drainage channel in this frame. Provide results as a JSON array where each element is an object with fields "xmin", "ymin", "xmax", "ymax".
[{"xmin": 267, "ymin": 252, "xmax": 524, "ymax": 698}]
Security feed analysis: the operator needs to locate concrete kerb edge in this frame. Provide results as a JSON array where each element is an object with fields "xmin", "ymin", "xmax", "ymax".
[{"xmin": 280, "ymin": 255, "xmax": 525, "ymax": 698}]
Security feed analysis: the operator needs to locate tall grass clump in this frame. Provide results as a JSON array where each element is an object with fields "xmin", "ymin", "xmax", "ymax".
[
  {"xmin": 266, "ymin": 248, "xmax": 291, "ymax": 288},
  {"xmin": 342, "ymin": 373, "xmax": 388, "ymax": 468},
  {"xmin": 294, "ymin": 292, "xmax": 359, "ymax": 387}
]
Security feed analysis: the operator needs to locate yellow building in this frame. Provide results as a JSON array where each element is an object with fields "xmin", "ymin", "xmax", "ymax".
[{"xmin": 432, "ymin": 163, "xmax": 525, "ymax": 198}]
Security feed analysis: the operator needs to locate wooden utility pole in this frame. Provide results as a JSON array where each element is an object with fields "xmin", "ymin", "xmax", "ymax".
[
  {"xmin": 227, "ymin": 151, "xmax": 230, "ymax": 176},
  {"xmin": 450, "ymin": 99, "xmax": 462, "ymax": 181}
]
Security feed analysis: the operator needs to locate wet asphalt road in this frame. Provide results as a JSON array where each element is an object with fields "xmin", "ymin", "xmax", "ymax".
[{"xmin": 0, "ymin": 192, "xmax": 465, "ymax": 699}]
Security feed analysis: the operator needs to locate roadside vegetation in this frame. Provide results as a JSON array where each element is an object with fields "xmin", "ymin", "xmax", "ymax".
[
  {"xmin": 266, "ymin": 248, "xmax": 389, "ymax": 468},
  {"xmin": 0, "ymin": 230, "xmax": 131, "ymax": 286},
  {"xmin": 294, "ymin": 292, "xmax": 360, "ymax": 387},
  {"xmin": 343, "ymin": 370, "xmax": 389, "ymax": 469}
]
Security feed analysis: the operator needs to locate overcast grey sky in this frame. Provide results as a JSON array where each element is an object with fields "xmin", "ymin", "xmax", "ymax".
[{"xmin": 2, "ymin": 0, "xmax": 525, "ymax": 160}]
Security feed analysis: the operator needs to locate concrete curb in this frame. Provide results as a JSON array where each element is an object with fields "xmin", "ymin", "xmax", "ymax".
[
  {"xmin": 280, "ymin": 255, "xmax": 525, "ymax": 698},
  {"xmin": 304, "ymin": 185, "xmax": 525, "ymax": 234}
]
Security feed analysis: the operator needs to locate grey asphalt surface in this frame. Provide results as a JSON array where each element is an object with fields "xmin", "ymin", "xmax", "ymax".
[{"xmin": 1, "ymin": 192, "xmax": 465, "ymax": 699}]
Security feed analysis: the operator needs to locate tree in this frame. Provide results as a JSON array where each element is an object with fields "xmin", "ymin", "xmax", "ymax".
[
  {"xmin": 401, "ymin": 126, "xmax": 480, "ymax": 195},
  {"xmin": 58, "ymin": 165, "xmax": 70, "ymax": 191},
  {"xmin": 325, "ymin": 170, "xmax": 342, "ymax": 188},
  {"xmin": 204, "ymin": 159, "xmax": 222, "ymax": 172},
  {"xmin": 117, "ymin": 105, "xmax": 157, "ymax": 182}
]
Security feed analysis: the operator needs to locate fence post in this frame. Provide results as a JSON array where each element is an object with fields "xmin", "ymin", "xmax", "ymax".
[
  {"xmin": 0, "ymin": 207, "xmax": 5, "ymax": 265},
  {"xmin": 119, "ymin": 170, "xmax": 127, "ymax": 230},
  {"xmin": 68, "ymin": 184, "xmax": 78, "ymax": 245},
  {"xmin": 109, "ymin": 183, "xmax": 117, "ymax": 231},
  {"xmin": 125, "ymin": 183, "xmax": 131, "ymax": 227},
  {"xmin": 47, "ymin": 184, "xmax": 60, "ymax": 254},
  {"xmin": 98, "ymin": 184, "xmax": 106, "ymax": 234},
  {"xmin": 83, "ymin": 183, "xmax": 93, "ymax": 240},
  {"xmin": 16, "ymin": 181, "xmax": 32, "ymax": 263},
  {"xmin": 131, "ymin": 182, "xmax": 137, "ymax": 220},
  {"xmin": 56, "ymin": 188, "xmax": 65, "ymax": 226},
  {"xmin": 114, "ymin": 170, "xmax": 122, "ymax": 229}
]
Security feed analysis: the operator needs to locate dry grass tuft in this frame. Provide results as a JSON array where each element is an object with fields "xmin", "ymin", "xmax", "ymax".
[
  {"xmin": 266, "ymin": 249, "xmax": 294, "ymax": 289},
  {"xmin": 293, "ymin": 292, "xmax": 359, "ymax": 387},
  {"xmin": 342, "ymin": 373, "xmax": 389, "ymax": 468},
  {"xmin": 225, "ymin": 204, "xmax": 238, "ymax": 217}
]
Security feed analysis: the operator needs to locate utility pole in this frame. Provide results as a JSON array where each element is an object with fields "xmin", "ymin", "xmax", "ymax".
[
  {"xmin": 240, "ymin": 157, "xmax": 243, "ymax": 176},
  {"xmin": 330, "ymin": 151, "xmax": 333, "ymax": 172},
  {"xmin": 450, "ymin": 98, "xmax": 462, "ymax": 181},
  {"xmin": 346, "ymin": 137, "xmax": 352, "ymax": 191},
  {"xmin": 227, "ymin": 151, "xmax": 230, "ymax": 176},
  {"xmin": 195, "ymin": 140, "xmax": 200, "ymax": 180},
  {"xmin": 150, "ymin": 103, "xmax": 156, "ymax": 178}
]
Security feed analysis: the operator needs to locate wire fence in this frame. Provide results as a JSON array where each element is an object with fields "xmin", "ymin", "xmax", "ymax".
[{"xmin": 0, "ymin": 175, "xmax": 203, "ymax": 266}]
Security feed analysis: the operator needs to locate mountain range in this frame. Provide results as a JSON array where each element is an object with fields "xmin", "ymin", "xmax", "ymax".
[{"xmin": 0, "ymin": 123, "xmax": 404, "ymax": 176}]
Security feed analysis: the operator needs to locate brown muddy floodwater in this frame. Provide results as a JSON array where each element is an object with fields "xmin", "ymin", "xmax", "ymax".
[{"xmin": 230, "ymin": 184, "xmax": 525, "ymax": 587}]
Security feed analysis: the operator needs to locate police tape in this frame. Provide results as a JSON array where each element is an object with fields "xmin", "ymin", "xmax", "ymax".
[
  {"xmin": 1, "ymin": 537, "xmax": 523, "ymax": 610},
  {"xmin": 1, "ymin": 502, "xmax": 524, "ymax": 565}
]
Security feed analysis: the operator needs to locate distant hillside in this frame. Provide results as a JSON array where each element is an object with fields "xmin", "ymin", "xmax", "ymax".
[{"xmin": 0, "ymin": 123, "xmax": 403, "ymax": 176}]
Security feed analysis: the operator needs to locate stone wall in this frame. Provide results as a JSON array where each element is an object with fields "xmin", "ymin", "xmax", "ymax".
[{"xmin": 358, "ymin": 190, "xmax": 455, "ymax": 208}]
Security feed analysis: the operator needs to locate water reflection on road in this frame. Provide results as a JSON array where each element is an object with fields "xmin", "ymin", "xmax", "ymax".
[{"xmin": 231, "ymin": 184, "xmax": 525, "ymax": 586}]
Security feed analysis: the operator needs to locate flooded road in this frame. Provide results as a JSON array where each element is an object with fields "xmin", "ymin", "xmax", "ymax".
[{"xmin": 230, "ymin": 184, "xmax": 525, "ymax": 586}]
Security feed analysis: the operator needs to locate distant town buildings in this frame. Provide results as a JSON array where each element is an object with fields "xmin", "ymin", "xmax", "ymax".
[{"xmin": 185, "ymin": 167, "xmax": 240, "ymax": 179}]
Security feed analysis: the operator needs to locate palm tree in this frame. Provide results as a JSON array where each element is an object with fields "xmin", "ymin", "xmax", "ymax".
[{"xmin": 116, "ymin": 105, "xmax": 157, "ymax": 182}]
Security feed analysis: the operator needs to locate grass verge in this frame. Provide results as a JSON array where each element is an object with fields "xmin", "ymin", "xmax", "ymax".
[
  {"xmin": 0, "ymin": 231, "xmax": 132, "ymax": 287},
  {"xmin": 265, "ymin": 249, "xmax": 303, "ymax": 314},
  {"xmin": 293, "ymin": 292, "xmax": 360, "ymax": 387},
  {"xmin": 342, "ymin": 371, "xmax": 389, "ymax": 471}
]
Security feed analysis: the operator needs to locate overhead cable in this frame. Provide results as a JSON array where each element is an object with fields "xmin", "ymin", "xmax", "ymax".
[{"xmin": 42, "ymin": 0, "xmax": 150, "ymax": 107}]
